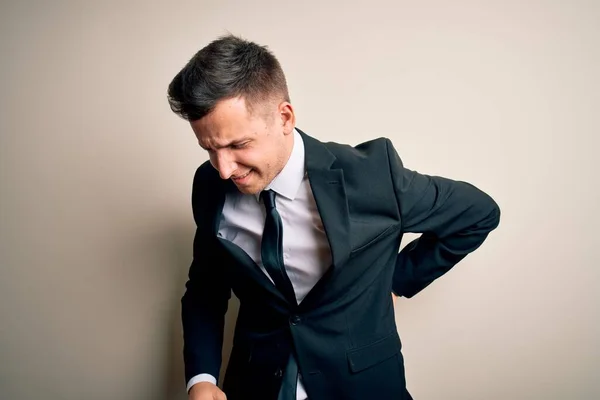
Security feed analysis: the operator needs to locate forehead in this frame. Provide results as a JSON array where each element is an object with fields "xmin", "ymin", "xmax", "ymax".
[{"xmin": 190, "ymin": 97, "xmax": 255, "ymax": 145}]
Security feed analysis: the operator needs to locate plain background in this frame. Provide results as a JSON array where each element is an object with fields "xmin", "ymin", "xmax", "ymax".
[{"xmin": 1, "ymin": 1, "xmax": 598, "ymax": 399}]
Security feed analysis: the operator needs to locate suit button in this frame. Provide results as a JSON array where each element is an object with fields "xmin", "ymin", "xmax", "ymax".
[
  {"xmin": 274, "ymin": 368, "xmax": 283, "ymax": 378},
  {"xmin": 290, "ymin": 315, "xmax": 301, "ymax": 325}
]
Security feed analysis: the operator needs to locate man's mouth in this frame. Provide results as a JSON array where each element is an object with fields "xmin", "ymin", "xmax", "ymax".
[{"xmin": 232, "ymin": 170, "xmax": 251, "ymax": 181}]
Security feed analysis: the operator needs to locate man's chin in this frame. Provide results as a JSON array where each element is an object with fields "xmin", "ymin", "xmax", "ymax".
[
  {"xmin": 235, "ymin": 186, "xmax": 259, "ymax": 195},
  {"xmin": 232, "ymin": 180, "xmax": 263, "ymax": 195}
]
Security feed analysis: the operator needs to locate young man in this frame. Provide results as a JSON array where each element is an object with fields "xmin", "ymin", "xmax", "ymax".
[{"xmin": 167, "ymin": 35, "xmax": 500, "ymax": 400}]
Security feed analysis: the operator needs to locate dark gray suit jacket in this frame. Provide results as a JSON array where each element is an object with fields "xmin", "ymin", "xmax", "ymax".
[{"xmin": 182, "ymin": 129, "xmax": 500, "ymax": 399}]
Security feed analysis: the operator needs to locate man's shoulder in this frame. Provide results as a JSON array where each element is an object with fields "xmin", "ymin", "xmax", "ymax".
[
  {"xmin": 326, "ymin": 137, "xmax": 389, "ymax": 156},
  {"xmin": 306, "ymin": 132, "xmax": 392, "ymax": 164},
  {"xmin": 193, "ymin": 160, "xmax": 218, "ymax": 184},
  {"xmin": 196, "ymin": 160, "xmax": 215, "ymax": 175},
  {"xmin": 190, "ymin": 161, "xmax": 222, "ymax": 203}
]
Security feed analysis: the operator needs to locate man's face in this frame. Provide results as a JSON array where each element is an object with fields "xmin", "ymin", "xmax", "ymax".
[{"xmin": 190, "ymin": 96, "xmax": 295, "ymax": 195}]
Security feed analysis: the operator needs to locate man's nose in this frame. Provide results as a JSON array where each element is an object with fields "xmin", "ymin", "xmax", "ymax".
[{"xmin": 212, "ymin": 152, "xmax": 237, "ymax": 180}]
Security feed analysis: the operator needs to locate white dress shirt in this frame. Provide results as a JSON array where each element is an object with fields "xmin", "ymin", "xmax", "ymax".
[{"xmin": 187, "ymin": 129, "xmax": 332, "ymax": 400}]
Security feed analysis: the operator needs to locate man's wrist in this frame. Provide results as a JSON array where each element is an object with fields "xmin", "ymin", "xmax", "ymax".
[{"xmin": 187, "ymin": 373, "xmax": 217, "ymax": 393}]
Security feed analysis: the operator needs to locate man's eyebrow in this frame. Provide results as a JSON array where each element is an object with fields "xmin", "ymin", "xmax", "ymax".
[{"xmin": 200, "ymin": 138, "xmax": 251, "ymax": 151}]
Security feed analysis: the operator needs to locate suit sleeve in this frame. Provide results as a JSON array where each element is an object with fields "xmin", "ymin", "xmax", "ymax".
[
  {"xmin": 181, "ymin": 167, "xmax": 231, "ymax": 384},
  {"xmin": 385, "ymin": 139, "xmax": 501, "ymax": 298}
]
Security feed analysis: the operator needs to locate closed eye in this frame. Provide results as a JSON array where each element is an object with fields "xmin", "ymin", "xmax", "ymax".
[{"xmin": 231, "ymin": 141, "xmax": 250, "ymax": 150}]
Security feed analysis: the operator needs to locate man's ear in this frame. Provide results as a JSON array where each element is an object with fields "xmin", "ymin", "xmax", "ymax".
[{"xmin": 279, "ymin": 101, "xmax": 295, "ymax": 135}]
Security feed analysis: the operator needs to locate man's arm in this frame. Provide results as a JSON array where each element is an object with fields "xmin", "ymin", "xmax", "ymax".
[
  {"xmin": 385, "ymin": 139, "xmax": 501, "ymax": 298},
  {"xmin": 182, "ymin": 167, "xmax": 231, "ymax": 390},
  {"xmin": 182, "ymin": 239, "xmax": 230, "ymax": 381}
]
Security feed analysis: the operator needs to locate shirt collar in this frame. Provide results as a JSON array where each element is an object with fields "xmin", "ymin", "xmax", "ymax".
[{"xmin": 256, "ymin": 129, "xmax": 305, "ymax": 201}]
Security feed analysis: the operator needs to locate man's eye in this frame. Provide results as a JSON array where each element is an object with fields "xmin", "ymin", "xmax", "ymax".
[{"xmin": 231, "ymin": 142, "xmax": 248, "ymax": 149}]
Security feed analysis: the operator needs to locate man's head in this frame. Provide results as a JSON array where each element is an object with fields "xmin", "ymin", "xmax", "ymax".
[{"xmin": 168, "ymin": 35, "xmax": 295, "ymax": 194}]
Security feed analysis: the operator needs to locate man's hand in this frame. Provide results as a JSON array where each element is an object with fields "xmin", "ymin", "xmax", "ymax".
[{"xmin": 189, "ymin": 382, "xmax": 227, "ymax": 400}]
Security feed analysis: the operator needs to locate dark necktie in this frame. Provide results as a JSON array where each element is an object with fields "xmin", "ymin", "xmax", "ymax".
[
  {"xmin": 260, "ymin": 190, "xmax": 295, "ymax": 303},
  {"xmin": 260, "ymin": 190, "xmax": 299, "ymax": 400}
]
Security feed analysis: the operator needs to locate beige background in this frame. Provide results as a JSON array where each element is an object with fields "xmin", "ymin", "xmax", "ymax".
[{"xmin": 1, "ymin": 1, "xmax": 598, "ymax": 399}]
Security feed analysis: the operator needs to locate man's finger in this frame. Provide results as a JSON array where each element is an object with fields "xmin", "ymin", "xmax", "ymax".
[{"xmin": 216, "ymin": 391, "xmax": 227, "ymax": 400}]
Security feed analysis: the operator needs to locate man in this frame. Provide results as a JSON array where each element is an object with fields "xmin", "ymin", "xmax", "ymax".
[{"xmin": 167, "ymin": 35, "xmax": 500, "ymax": 400}]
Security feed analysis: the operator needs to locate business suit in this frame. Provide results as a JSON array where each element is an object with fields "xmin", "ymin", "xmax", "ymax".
[{"xmin": 182, "ymin": 129, "xmax": 500, "ymax": 399}]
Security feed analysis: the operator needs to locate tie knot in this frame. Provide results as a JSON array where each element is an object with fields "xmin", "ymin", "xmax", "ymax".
[{"xmin": 261, "ymin": 190, "xmax": 277, "ymax": 209}]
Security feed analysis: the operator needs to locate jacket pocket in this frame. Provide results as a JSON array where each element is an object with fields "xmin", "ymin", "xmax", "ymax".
[{"xmin": 347, "ymin": 332, "xmax": 401, "ymax": 373}]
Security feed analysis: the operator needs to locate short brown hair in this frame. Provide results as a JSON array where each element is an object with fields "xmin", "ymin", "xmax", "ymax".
[{"xmin": 167, "ymin": 34, "xmax": 290, "ymax": 121}]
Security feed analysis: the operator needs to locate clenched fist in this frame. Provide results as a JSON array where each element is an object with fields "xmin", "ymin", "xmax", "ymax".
[{"xmin": 189, "ymin": 382, "xmax": 227, "ymax": 400}]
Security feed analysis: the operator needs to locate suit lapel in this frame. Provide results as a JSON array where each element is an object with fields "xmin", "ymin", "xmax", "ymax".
[
  {"xmin": 217, "ymin": 237, "xmax": 288, "ymax": 304},
  {"xmin": 207, "ymin": 171, "xmax": 289, "ymax": 304},
  {"xmin": 300, "ymin": 130, "xmax": 351, "ymax": 272}
]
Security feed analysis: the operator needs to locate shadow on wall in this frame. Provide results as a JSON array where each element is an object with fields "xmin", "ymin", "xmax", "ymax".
[{"xmin": 161, "ymin": 224, "xmax": 240, "ymax": 400}]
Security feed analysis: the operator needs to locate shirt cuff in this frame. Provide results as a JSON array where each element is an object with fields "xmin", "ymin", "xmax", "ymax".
[{"xmin": 186, "ymin": 373, "xmax": 217, "ymax": 393}]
